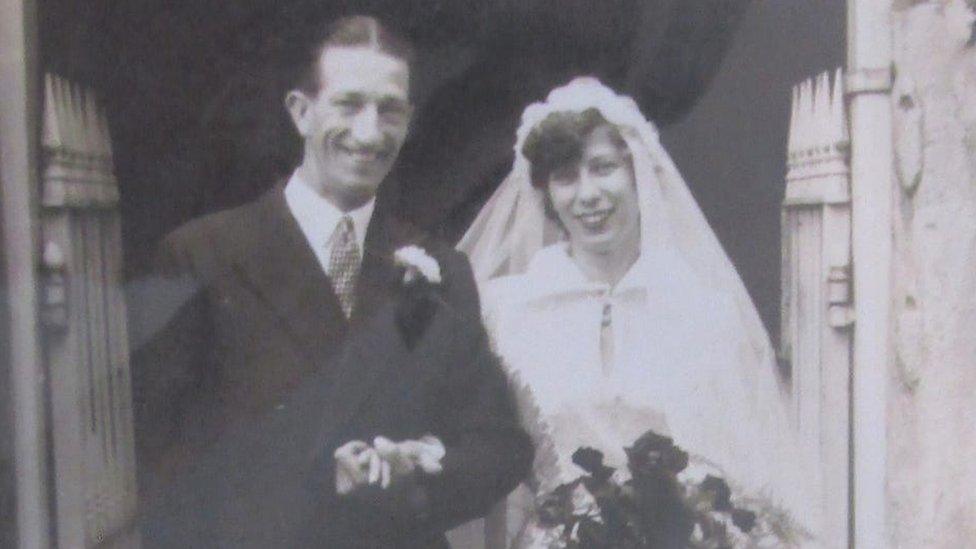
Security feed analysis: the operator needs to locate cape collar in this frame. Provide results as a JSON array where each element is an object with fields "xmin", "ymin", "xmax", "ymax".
[{"xmin": 515, "ymin": 242, "xmax": 651, "ymax": 303}]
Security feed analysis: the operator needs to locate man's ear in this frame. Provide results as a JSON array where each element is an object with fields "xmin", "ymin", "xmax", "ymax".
[{"xmin": 284, "ymin": 90, "xmax": 312, "ymax": 136}]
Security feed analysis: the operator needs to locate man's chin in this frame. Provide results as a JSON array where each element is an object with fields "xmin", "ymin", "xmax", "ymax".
[
  {"xmin": 345, "ymin": 163, "xmax": 390, "ymax": 183},
  {"xmin": 336, "ymin": 181, "xmax": 383, "ymax": 206},
  {"xmin": 319, "ymin": 166, "xmax": 389, "ymax": 207}
]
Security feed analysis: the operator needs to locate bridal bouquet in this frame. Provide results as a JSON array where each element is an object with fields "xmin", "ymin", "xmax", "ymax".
[{"xmin": 534, "ymin": 430, "xmax": 809, "ymax": 548}]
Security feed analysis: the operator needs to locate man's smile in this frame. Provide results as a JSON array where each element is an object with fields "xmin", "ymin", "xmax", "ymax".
[{"xmin": 335, "ymin": 142, "xmax": 388, "ymax": 163}]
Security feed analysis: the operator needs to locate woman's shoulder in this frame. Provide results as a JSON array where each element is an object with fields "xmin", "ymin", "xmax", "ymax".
[
  {"xmin": 647, "ymin": 250, "xmax": 731, "ymax": 302},
  {"xmin": 478, "ymin": 243, "xmax": 575, "ymax": 307},
  {"xmin": 478, "ymin": 271, "xmax": 531, "ymax": 314}
]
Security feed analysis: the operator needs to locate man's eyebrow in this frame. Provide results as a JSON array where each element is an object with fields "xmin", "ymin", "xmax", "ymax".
[{"xmin": 331, "ymin": 91, "xmax": 365, "ymax": 100}]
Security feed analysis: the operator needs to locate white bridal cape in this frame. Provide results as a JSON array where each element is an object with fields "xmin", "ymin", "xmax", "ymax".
[{"xmin": 458, "ymin": 77, "xmax": 810, "ymax": 546}]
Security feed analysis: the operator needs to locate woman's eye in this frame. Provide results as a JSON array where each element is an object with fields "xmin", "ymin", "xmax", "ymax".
[
  {"xmin": 549, "ymin": 168, "xmax": 578, "ymax": 186},
  {"xmin": 591, "ymin": 160, "xmax": 620, "ymax": 175}
]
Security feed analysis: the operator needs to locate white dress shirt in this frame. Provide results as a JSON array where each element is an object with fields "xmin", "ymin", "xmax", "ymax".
[{"xmin": 284, "ymin": 171, "xmax": 375, "ymax": 276}]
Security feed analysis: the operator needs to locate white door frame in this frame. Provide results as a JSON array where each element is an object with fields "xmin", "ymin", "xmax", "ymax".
[
  {"xmin": 0, "ymin": 0, "xmax": 51, "ymax": 547},
  {"xmin": 847, "ymin": 0, "xmax": 895, "ymax": 547}
]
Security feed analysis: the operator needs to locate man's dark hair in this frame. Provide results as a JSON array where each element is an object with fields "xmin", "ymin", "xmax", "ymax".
[{"xmin": 295, "ymin": 15, "xmax": 415, "ymax": 95}]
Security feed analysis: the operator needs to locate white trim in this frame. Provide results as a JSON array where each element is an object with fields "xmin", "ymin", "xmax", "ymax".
[
  {"xmin": 845, "ymin": 67, "xmax": 894, "ymax": 96},
  {"xmin": 0, "ymin": 0, "xmax": 51, "ymax": 547},
  {"xmin": 847, "ymin": 0, "xmax": 894, "ymax": 547}
]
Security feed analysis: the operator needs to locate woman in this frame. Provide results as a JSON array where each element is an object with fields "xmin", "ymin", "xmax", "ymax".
[{"xmin": 459, "ymin": 77, "xmax": 810, "ymax": 546}]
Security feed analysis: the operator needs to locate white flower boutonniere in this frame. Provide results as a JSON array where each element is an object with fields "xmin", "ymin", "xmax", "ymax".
[
  {"xmin": 393, "ymin": 245, "xmax": 443, "ymax": 348},
  {"xmin": 394, "ymin": 245, "xmax": 442, "ymax": 285}
]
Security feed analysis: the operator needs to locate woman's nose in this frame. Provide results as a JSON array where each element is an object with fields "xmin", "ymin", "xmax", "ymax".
[{"xmin": 576, "ymin": 173, "xmax": 601, "ymax": 205}]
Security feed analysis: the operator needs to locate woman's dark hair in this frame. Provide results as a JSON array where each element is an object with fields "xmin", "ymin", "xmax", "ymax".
[
  {"xmin": 521, "ymin": 108, "xmax": 630, "ymax": 225},
  {"xmin": 521, "ymin": 108, "xmax": 628, "ymax": 189}
]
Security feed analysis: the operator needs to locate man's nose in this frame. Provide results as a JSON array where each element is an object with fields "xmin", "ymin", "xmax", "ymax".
[{"xmin": 349, "ymin": 104, "xmax": 382, "ymax": 146}]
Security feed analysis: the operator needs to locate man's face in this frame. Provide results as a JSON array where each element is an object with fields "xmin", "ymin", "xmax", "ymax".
[{"xmin": 287, "ymin": 46, "xmax": 412, "ymax": 209}]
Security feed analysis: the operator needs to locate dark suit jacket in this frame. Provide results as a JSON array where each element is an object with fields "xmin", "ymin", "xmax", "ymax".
[{"xmin": 131, "ymin": 183, "xmax": 532, "ymax": 548}]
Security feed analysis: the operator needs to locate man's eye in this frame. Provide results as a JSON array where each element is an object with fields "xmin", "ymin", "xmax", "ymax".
[
  {"xmin": 333, "ymin": 98, "xmax": 362, "ymax": 112},
  {"xmin": 379, "ymin": 102, "xmax": 409, "ymax": 122}
]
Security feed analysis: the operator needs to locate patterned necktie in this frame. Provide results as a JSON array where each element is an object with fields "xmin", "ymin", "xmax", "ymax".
[{"xmin": 327, "ymin": 215, "xmax": 361, "ymax": 318}]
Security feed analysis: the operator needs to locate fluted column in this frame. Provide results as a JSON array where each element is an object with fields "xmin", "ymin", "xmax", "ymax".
[
  {"xmin": 781, "ymin": 69, "xmax": 852, "ymax": 549},
  {"xmin": 41, "ymin": 73, "xmax": 139, "ymax": 549}
]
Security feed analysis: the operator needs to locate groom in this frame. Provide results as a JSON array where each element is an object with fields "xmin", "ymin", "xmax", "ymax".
[{"xmin": 132, "ymin": 15, "xmax": 531, "ymax": 548}]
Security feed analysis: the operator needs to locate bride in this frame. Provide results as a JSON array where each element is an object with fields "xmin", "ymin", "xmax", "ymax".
[{"xmin": 459, "ymin": 77, "xmax": 810, "ymax": 547}]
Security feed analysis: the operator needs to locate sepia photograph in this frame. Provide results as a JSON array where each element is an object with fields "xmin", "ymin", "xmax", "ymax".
[{"xmin": 1, "ymin": 0, "xmax": 974, "ymax": 547}]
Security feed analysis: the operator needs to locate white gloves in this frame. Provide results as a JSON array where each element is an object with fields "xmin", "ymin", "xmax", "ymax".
[{"xmin": 335, "ymin": 435, "xmax": 445, "ymax": 496}]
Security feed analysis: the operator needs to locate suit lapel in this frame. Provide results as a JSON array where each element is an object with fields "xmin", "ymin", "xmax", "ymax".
[
  {"xmin": 234, "ymin": 186, "xmax": 428, "ymax": 445},
  {"xmin": 313, "ymin": 213, "xmax": 427, "ymax": 444},
  {"xmin": 314, "ymin": 303, "xmax": 407, "ymax": 444},
  {"xmin": 232, "ymin": 184, "xmax": 348, "ymax": 367},
  {"xmin": 351, "ymin": 212, "xmax": 401, "ymax": 324}
]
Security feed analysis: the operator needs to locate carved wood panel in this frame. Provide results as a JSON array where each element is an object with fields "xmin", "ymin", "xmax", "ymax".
[
  {"xmin": 782, "ymin": 69, "xmax": 852, "ymax": 549},
  {"xmin": 41, "ymin": 74, "xmax": 139, "ymax": 549}
]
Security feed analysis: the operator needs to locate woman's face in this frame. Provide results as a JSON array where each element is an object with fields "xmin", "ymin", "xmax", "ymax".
[{"xmin": 546, "ymin": 124, "xmax": 640, "ymax": 255}]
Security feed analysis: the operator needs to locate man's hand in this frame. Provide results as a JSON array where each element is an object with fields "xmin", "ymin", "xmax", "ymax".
[
  {"xmin": 335, "ymin": 436, "xmax": 445, "ymax": 495},
  {"xmin": 335, "ymin": 440, "xmax": 383, "ymax": 495},
  {"xmin": 374, "ymin": 435, "xmax": 445, "ymax": 477}
]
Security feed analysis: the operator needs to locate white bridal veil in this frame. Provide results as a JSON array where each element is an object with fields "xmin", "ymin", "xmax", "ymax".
[
  {"xmin": 459, "ymin": 76, "xmax": 779, "ymax": 392},
  {"xmin": 458, "ymin": 77, "xmax": 810, "ymax": 525}
]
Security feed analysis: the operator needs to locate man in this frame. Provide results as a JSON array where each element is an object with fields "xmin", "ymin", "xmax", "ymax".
[{"xmin": 133, "ymin": 15, "xmax": 531, "ymax": 548}]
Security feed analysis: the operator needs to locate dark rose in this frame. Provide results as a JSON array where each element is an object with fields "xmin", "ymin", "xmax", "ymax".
[
  {"xmin": 700, "ymin": 475, "xmax": 733, "ymax": 511},
  {"xmin": 731, "ymin": 508, "xmax": 757, "ymax": 533},
  {"xmin": 536, "ymin": 482, "xmax": 577, "ymax": 527},
  {"xmin": 394, "ymin": 274, "xmax": 438, "ymax": 349},
  {"xmin": 695, "ymin": 513, "xmax": 733, "ymax": 546},
  {"xmin": 572, "ymin": 447, "xmax": 616, "ymax": 482},
  {"xmin": 574, "ymin": 516, "xmax": 613, "ymax": 548},
  {"xmin": 625, "ymin": 430, "xmax": 689, "ymax": 476}
]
